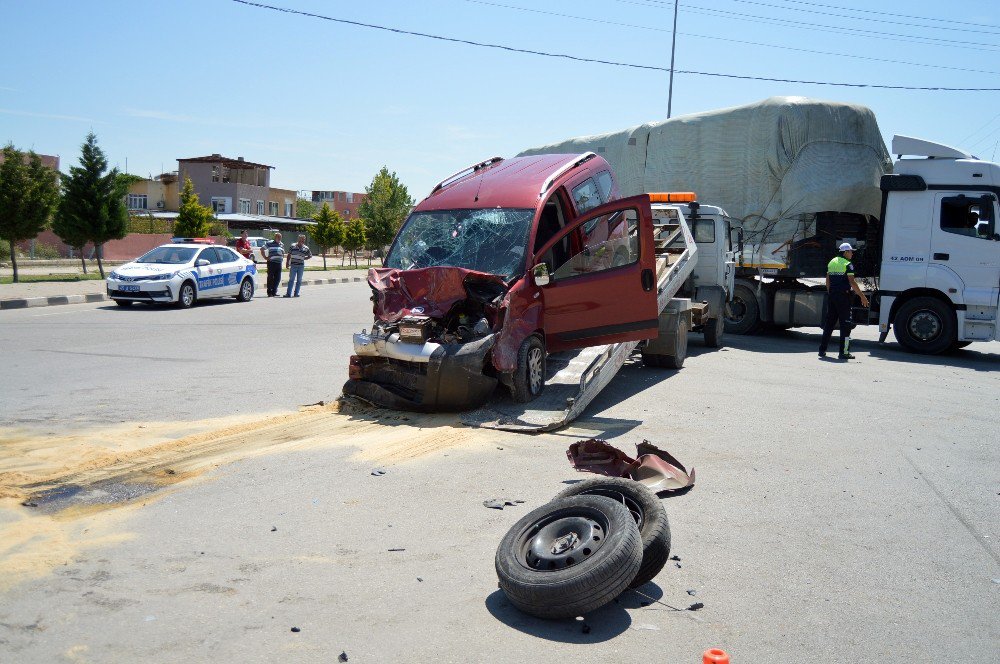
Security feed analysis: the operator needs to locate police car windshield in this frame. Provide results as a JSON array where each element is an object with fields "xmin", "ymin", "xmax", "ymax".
[
  {"xmin": 137, "ymin": 246, "xmax": 198, "ymax": 264},
  {"xmin": 385, "ymin": 208, "xmax": 533, "ymax": 279}
]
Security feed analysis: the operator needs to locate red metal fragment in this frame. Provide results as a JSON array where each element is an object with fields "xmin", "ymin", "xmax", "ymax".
[{"xmin": 566, "ymin": 438, "xmax": 695, "ymax": 496}]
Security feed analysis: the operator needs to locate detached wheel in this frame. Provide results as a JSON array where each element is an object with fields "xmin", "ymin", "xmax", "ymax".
[
  {"xmin": 114, "ymin": 300, "xmax": 133, "ymax": 308},
  {"xmin": 495, "ymin": 495, "xmax": 642, "ymax": 619},
  {"xmin": 177, "ymin": 281, "xmax": 196, "ymax": 309},
  {"xmin": 511, "ymin": 335, "xmax": 545, "ymax": 403},
  {"xmin": 236, "ymin": 277, "xmax": 254, "ymax": 302},
  {"xmin": 893, "ymin": 296, "xmax": 955, "ymax": 355},
  {"xmin": 555, "ymin": 477, "xmax": 670, "ymax": 589},
  {"xmin": 725, "ymin": 284, "xmax": 760, "ymax": 335},
  {"xmin": 704, "ymin": 316, "xmax": 724, "ymax": 348}
]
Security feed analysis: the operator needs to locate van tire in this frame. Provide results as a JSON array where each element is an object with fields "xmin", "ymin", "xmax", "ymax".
[
  {"xmin": 893, "ymin": 296, "xmax": 955, "ymax": 355},
  {"xmin": 511, "ymin": 335, "xmax": 545, "ymax": 403},
  {"xmin": 554, "ymin": 477, "xmax": 670, "ymax": 589},
  {"xmin": 495, "ymin": 495, "xmax": 642, "ymax": 619},
  {"xmin": 725, "ymin": 284, "xmax": 760, "ymax": 335}
]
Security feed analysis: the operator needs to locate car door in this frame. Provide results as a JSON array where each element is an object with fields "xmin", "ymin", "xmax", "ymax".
[
  {"xmin": 214, "ymin": 246, "xmax": 243, "ymax": 295},
  {"xmin": 194, "ymin": 247, "xmax": 224, "ymax": 298},
  {"xmin": 533, "ymin": 195, "xmax": 659, "ymax": 352},
  {"xmin": 930, "ymin": 192, "xmax": 1000, "ymax": 308}
]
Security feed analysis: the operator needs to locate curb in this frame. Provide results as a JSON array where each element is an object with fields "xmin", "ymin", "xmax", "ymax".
[{"xmin": 0, "ymin": 276, "xmax": 367, "ymax": 312}]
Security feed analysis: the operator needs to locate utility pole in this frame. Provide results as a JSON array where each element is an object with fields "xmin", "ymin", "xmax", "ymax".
[{"xmin": 667, "ymin": 0, "xmax": 679, "ymax": 118}]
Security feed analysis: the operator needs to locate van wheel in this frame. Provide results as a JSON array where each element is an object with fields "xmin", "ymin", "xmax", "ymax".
[
  {"xmin": 893, "ymin": 296, "xmax": 955, "ymax": 355},
  {"xmin": 724, "ymin": 284, "xmax": 760, "ymax": 335},
  {"xmin": 511, "ymin": 335, "xmax": 545, "ymax": 402},
  {"xmin": 704, "ymin": 316, "xmax": 723, "ymax": 347},
  {"xmin": 236, "ymin": 277, "xmax": 254, "ymax": 302},
  {"xmin": 177, "ymin": 281, "xmax": 196, "ymax": 309}
]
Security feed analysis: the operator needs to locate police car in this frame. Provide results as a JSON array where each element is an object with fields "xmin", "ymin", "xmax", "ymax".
[{"xmin": 106, "ymin": 238, "xmax": 259, "ymax": 308}]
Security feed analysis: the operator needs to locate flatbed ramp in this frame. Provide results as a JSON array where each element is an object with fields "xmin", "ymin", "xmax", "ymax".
[{"xmin": 462, "ymin": 215, "xmax": 696, "ymax": 433}]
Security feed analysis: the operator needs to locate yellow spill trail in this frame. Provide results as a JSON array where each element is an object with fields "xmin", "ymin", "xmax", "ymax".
[{"xmin": 0, "ymin": 400, "xmax": 493, "ymax": 589}]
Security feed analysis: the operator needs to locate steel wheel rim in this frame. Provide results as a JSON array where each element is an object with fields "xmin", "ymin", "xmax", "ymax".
[
  {"xmin": 578, "ymin": 489, "xmax": 643, "ymax": 528},
  {"xmin": 527, "ymin": 347, "xmax": 543, "ymax": 393},
  {"xmin": 909, "ymin": 310, "xmax": 941, "ymax": 341},
  {"xmin": 725, "ymin": 298, "xmax": 747, "ymax": 325},
  {"xmin": 516, "ymin": 506, "xmax": 610, "ymax": 572}
]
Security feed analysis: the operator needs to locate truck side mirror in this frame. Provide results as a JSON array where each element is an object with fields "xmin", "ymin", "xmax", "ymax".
[{"xmin": 533, "ymin": 263, "xmax": 550, "ymax": 286}]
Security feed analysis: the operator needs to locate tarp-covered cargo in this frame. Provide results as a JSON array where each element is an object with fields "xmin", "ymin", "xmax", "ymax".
[{"xmin": 518, "ymin": 96, "xmax": 892, "ymax": 255}]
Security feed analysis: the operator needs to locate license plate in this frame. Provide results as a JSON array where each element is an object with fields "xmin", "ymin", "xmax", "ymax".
[{"xmin": 120, "ymin": 284, "xmax": 140, "ymax": 292}]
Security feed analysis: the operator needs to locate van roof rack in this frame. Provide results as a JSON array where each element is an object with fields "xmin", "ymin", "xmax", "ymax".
[
  {"xmin": 539, "ymin": 152, "xmax": 597, "ymax": 198},
  {"xmin": 429, "ymin": 156, "xmax": 504, "ymax": 195}
]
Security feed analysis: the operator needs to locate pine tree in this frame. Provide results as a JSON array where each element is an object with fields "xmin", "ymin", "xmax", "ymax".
[
  {"xmin": 343, "ymin": 217, "xmax": 367, "ymax": 268},
  {"xmin": 309, "ymin": 203, "xmax": 345, "ymax": 270},
  {"xmin": 358, "ymin": 167, "xmax": 413, "ymax": 258},
  {"xmin": 174, "ymin": 176, "xmax": 214, "ymax": 238},
  {"xmin": 52, "ymin": 133, "xmax": 128, "ymax": 278},
  {"xmin": 0, "ymin": 145, "xmax": 60, "ymax": 282}
]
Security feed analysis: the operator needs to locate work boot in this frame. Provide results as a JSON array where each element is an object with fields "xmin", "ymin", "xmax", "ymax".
[
  {"xmin": 818, "ymin": 351, "xmax": 826, "ymax": 358},
  {"xmin": 838, "ymin": 353, "xmax": 856, "ymax": 360}
]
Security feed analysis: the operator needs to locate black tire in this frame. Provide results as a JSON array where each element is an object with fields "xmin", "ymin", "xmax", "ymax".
[
  {"xmin": 724, "ymin": 284, "xmax": 760, "ymax": 335},
  {"xmin": 704, "ymin": 316, "xmax": 723, "ymax": 348},
  {"xmin": 893, "ymin": 296, "xmax": 955, "ymax": 355},
  {"xmin": 236, "ymin": 277, "xmax": 254, "ymax": 302},
  {"xmin": 114, "ymin": 299, "xmax": 133, "ymax": 307},
  {"xmin": 511, "ymin": 335, "xmax": 545, "ymax": 403},
  {"xmin": 554, "ymin": 477, "xmax": 670, "ymax": 589},
  {"xmin": 641, "ymin": 325, "xmax": 687, "ymax": 369},
  {"xmin": 177, "ymin": 281, "xmax": 196, "ymax": 309},
  {"xmin": 951, "ymin": 340, "xmax": 973, "ymax": 351},
  {"xmin": 495, "ymin": 495, "xmax": 642, "ymax": 619}
]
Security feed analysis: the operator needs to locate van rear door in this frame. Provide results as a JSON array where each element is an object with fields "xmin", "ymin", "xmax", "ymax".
[{"xmin": 533, "ymin": 195, "xmax": 659, "ymax": 351}]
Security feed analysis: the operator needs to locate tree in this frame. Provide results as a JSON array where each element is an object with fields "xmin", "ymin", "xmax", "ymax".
[
  {"xmin": 309, "ymin": 203, "xmax": 345, "ymax": 270},
  {"xmin": 342, "ymin": 217, "xmax": 366, "ymax": 267},
  {"xmin": 358, "ymin": 166, "xmax": 414, "ymax": 258},
  {"xmin": 0, "ymin": 145, "xmax": 60, "ymax": 282},
  {"xmin": 52, "ymin": 133, "xmax": 128, "ymax": 278},
  {"xmin": 173, "ymin": 176, "xmax": 214, "ymax": 238},
  {"xmin": 296, "ymin": 198, "xmax": 317, "ymax": 219}
]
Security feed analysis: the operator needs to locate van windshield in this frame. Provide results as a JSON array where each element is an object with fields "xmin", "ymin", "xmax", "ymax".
[{"xmin": 385, "ymin": 208, "xmax": 533, "ymax": 278}]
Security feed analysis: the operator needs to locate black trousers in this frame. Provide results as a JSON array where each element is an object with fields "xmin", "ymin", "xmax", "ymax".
[
  {"xmin": 266, "ymin": 261, "xmax": 282, "ymax": 296},
  {"xmin": 819, "ymin": 291, "xmax": 853, "ymax": 355}
]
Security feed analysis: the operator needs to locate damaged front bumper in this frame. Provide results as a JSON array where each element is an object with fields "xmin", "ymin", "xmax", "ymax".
[{"xmin": 344, "ymin": 331, "xmax": 499, "ymax": 411}]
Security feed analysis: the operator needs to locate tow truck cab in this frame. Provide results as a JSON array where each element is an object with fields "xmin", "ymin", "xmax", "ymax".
[{"xmin": 344, "ymin": 153, "xmax": 662, "ymax": 411}]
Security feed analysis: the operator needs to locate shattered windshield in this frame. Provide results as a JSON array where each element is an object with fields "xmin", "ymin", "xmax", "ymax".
[
  {"xmin": 385, "ymin": 208, "xmax": 533, "ymax": 278},
  {"xmin": 137, "ymin": 246, "xmax": 198, "ymax": 264}
]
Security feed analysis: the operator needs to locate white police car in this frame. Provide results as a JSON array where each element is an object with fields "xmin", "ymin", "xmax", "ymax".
[{"xmin": 107, "ymin": 239, "xmax": 259, "ymax": 308}]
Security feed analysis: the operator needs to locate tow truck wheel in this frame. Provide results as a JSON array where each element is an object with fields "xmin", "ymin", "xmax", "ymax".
[
  {"xmin": 724, "ymin": 284, "xmax": 760, "ymax": 335},
  {"xmin": 177, "ymin": 281, "xmax": 196, "ymax": 309},
  {"xmin": 236, "ymin": 277, "xmax": 254, "ymax": 302},
  {"xmin": 704, "ymin": 316, "xmax": 724, "ymax": 347},
  {"xmin": 495, "ymin": 495, "xmax": 642, "ymax": 619},
  {"xmin": 511, "ymin": 335, "xmax": 545, "ymax": 403},
  {"xmin": 893, "ymin": 296, "xmax": 955, "ymax": 355},
  {"xmin": 554, "ymin": 477, "xmax": 670, "ymax": 589}
]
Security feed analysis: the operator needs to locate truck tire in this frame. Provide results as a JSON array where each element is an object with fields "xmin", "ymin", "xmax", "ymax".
[
  {"xmin": 511, "ymin": 335, "xmax": 545, "ymax": 403},
  {"xmin": 495, "ymin": 495, "xmax": 642, "ymax": 619},
  {"xmin": 704, "ymin": 316, "xmax": 724, "ymax": 348},
  {"xmin": 893, "ymin": 296, "xmax": 955, "ymax": 355},
  {"xmin": 554, "ymin": 477, "xmax": 670, "ymax": 589},
  {"xmin": 724, "ymin": 284, "xmax": 760, "ymax": 335}
]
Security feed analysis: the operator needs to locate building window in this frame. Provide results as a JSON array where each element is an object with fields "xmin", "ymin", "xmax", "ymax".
[
  {"xmin": 343, "ymin": 209, "xmax": 350, "ymax": 217},
  {"xmin": 212, "ymin": 166, "xmax": 219, "ymax": 183},
  {"xmin": 256, "ymin": 200, "xmax": 264, "ymax": 215},
  {"xmin": 211, "ymin": 197, "xmax": 230, "ymax": 214},
  {"xmin": 222, "ymin": 167, "xmax": 231, "ymax": 184},
  {"xmin": 346, "ymin": 192, "xmax": 354, "ymax": 203},
  {"xmin": 239, "ymin": 198, "xmax": 251, "ymax": 214},
  {"xmin": 268, "ymin": 201, "xmax": 278, "ymax": 216},
  {"xmin": 285, "ymin": 202, "xmax": 293, "ymax": 217},
  {"xmin": 127, "ymin": 194, "xmax": 148, "ymax": 210}
]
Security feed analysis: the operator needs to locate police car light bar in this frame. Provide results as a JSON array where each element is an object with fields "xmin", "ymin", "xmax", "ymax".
[
  {"xmin": 171, "ymin": 237, "xmax": 215, "ymax": 244},
  {"xmin": 648, "ymin": 192, "xmax": 697, "ymax": 203}
]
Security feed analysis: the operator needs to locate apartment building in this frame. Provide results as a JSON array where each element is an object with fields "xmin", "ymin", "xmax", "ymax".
[
  {"xmin": 178, "ymin": 154, "xmax": 274, "ymax": 215},
  {"xmin": 268, "ymin": 187, "xmax": 297, "ymax": 218},
  {"xmin": 126, "ymin": 172, "xmax": 180, "ymax": 212},
  {"xmin": 310, "ymin": 190, "xmax": 367, "ymax": 218}
]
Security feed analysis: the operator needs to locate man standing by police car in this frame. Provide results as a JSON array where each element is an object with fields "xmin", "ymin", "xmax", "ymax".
[
  {"xmin": 261, "ymin": 232, "xmax": 285, "ymax": 297},
  {"xmin": 819, "ymin": 242, "xmax": 869, "ymax": 360}
]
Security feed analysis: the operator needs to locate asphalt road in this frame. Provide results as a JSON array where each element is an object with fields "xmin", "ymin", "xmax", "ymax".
[{"xmin": 1, "ymin": 284, "xmax": 998, "ymax": 663}]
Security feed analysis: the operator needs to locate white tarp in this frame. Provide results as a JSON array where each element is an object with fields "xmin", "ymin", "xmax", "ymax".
[{"xmin": 518, "ymin": 96, "xmax": 892, "ymax": 260}]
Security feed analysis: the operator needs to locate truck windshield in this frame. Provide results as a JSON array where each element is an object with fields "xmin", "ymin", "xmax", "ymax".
[
  {"xmin": 136, "ymin": 246, "xmax": 198, "ymax": 264},
  {"xmin": 385, "ymin": 208, "xmax": 533, "ymax": 278}
]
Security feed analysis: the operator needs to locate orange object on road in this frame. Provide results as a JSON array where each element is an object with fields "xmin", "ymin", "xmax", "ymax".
[{"xmin": 703, "ymin": 648, "xmax": 730, "ymax": 664}]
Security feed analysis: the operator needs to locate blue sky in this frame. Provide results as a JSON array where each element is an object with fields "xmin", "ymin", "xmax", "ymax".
[{"xmin": 2, "ymin": 0, "xmax": 999, "ymax": 199}]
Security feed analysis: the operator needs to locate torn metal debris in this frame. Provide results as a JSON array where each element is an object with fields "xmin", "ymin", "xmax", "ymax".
[{"xmin": 566, "ymin": 439, "xmax": 695, "ymax": 495}]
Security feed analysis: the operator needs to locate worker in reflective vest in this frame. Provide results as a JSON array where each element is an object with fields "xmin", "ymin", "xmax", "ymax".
[{"xmin": 819, "ymin": 242, "xmax": 870, "ymax": 360}]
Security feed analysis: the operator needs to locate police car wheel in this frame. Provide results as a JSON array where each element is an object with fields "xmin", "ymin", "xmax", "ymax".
[
  {"xmin": 177, "ymin": 282, "xmax": 196, "ymax": 309},
  {"xmin": 237, "ymin": 277, "xmax": 254, "ymax": 302}
]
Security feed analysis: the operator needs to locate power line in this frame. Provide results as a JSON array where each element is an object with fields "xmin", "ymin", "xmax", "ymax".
[
  {"xmin": 462, "ymin": 0, "xmax": 1000, "ymax": 77},
  {"xmin": 229, "ymin": 0, "xmax": 1000, "ymax": 90},
  {"xmin": 726, "ymin": 0, "xmax": 1000, "ymax": 31}
]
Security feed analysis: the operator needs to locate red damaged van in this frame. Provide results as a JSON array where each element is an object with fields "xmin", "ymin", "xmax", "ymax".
[{"xmin": 344, "ymin": 153, "xmax": 661, "ymax": 410}]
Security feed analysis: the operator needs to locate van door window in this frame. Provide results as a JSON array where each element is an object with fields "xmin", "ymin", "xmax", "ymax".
[
  {"xmin": 534, "ymin": 195, "xmax": 571, "ymax": 268},
  {"xmin": 595, "ymin": 171, "xmax": 614, "ymax": 203},
  {"xmin": 940, "ymin": 195, "xmax": 996, "ymax": 239},
  {"xmin": 572, "ymin": 178, "xmax": 602, "ymax": 214},
  {"xmin": 546, "ymin": 209, "xmax": 640, "ymax": 281}
]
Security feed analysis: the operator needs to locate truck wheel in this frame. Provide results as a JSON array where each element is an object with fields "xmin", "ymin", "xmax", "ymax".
[
  {"xmin": 893, "ymin": 296, "xmax": 955, "ymax": 355},
  {"xmin": 495, "ymin": 495, "xmax": 642, "ymax": 619},
  {"xmin": 511, "ymin": 335, "xmax": 545, "ymax": 402},
  {"xmin": 177, "ymin": 281, "xmax": 196, "ymax": 309},
  {"xmin": 554, "ymin": 477, "xmax": 670, "ymax": 589},
  {"xmin": 704, "ymin": 316, "xmax": 724, "ymax": 348},
  {"xmin": 951, "ymin": 340, "xmax": 973, "ymax": 351},
  {"xmin": 724, "ymin": 285, "xmax": 760, "ymax": 335}
]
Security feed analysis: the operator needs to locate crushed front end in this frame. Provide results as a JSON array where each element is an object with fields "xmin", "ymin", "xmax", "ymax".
[{"xmin": 344, "ymin": 267, "xmax": 509, "ymax": 411}]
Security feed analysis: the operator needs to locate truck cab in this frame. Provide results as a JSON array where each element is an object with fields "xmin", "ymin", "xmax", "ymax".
[{"xmin": 345, "ymin": 153, "xmax": 664, "ymax": 410}]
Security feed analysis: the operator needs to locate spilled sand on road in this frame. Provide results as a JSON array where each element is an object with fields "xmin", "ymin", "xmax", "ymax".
[{"xmin": 0, "ymin": 399, "xmax": 494, "ymax": 589}]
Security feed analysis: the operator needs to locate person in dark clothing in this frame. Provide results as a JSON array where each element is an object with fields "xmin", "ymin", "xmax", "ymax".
[
  {"xmin": 819, "ymin": 242, "xmax": 870, "ymax": 360},
  {"xmin": 261, "ymin": 232, "xmax": 285, "ymax": 297}
]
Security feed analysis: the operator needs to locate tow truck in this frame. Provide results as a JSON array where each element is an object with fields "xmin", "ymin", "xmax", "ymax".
[{"xmin": 344, "ymin": 154, "xmax": 730, "ymax": 432}]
